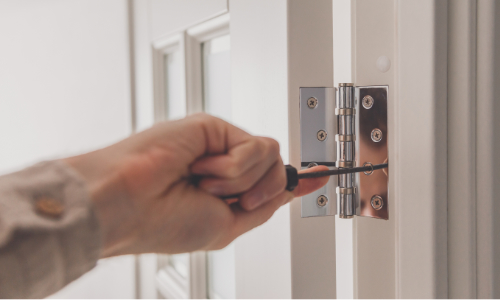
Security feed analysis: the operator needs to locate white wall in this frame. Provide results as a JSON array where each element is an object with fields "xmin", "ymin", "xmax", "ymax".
[
  {"xmin": 0, "ymin": 0, "xmax": 135, "ymax": 298},
  {"xmin": 0, "ymin": 0, "xmax": 132, "ymax": 172}
]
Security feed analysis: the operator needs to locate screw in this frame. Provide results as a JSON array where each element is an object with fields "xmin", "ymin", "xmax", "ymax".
[
  {"xmin": 363, "ymin": 162, "xmax": 374, "ymax": 175},
  {"xmin": 317, "ymin": 195, "xmax": 328, "ymax": 207},
  {"xmin": 371, "ymin": 128, "xmax": 382, "ymax": 142},
  {"xmin": 371, "ymin": 195, "xmax": 384, "ymax": 210},
  {"xmin": 362, "ymin": 95, "xmax": 374, "ymax": 109},
  {"xmin": 307, "ymin": 162, "xmax": 318, "ymax": 168},
  {"xmin": 307, "ymin": 97, "xmax": 318, "ymax": 109},
  {"xmin": 317, "ymin": 130, "xmax": 327, "ymax": 141}
]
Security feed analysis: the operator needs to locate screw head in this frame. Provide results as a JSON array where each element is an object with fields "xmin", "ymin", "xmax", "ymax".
[
  {"xmin": 362, "ymin": 95, "xmax": 374, "ymax": 109},
  {"xmin": 317, "ymin": 130, "xmax": 327, "ymax": 141},
  {"xmin": 362, "ymin": 162, "xmax": 374, "ymax": 175},
  {"xmin": 317, "ymin": 195, "xmax": 328, "ymax": 207},
  {"xmin": 371, "ymin": 195, "xmax": 384, "ymax": 210},
  {"xmin": 307, "ymin": 162, "xmax": 318, "ymax": 168},
  {"xmin": 307, "ymin": 97, "xmax": 318, "ymax": 109},
  {"xmin": 371, "ymin": 128, "xmax": 383, "ymax": 142}
]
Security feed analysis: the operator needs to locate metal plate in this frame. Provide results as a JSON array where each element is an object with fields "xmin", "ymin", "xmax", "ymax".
[
  {"xmin": 300, "ymin": 87, "xmax": 336, "ymax": 217},
  {"xmin": 355, "ymin": 86, "xmax": 389, "ymax": 219}
]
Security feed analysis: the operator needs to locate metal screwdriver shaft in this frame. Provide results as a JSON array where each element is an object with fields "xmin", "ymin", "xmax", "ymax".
[
  {"xmin": 221, "ymin": 163, "xmax": 388, "ymax": 199},
  {"xmin": 284, "ymin": 163, "xmax": 388, "ymax": 192},
  {"xmin": 297, "ymin": 163, "xmax": 388, "ymax": 179}
]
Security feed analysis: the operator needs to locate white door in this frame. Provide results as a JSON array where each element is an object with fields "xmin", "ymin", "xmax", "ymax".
[
  {"xmin": 133, "ymin": 0, "xmax": 500, "ymax": 298},
  {"xmin": 132, "ymin": 1, "xmax": 335, "ymax": 298}
]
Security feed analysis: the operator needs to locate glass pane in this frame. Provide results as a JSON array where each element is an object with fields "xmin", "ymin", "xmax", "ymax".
[
  {"xmin": 202, "ymin": 34, "xmax": 236, "ymax": 299},
  {"xmin": 168, "ymin": 253, "xmax": 190, "ymax": 279},
  {"xmin": 202, "ymin": 34, "xmax": 231, "ymax": 122},
  {"xmin": 164, "ymin": 51, "xmax": 186, "ymax": 120}
]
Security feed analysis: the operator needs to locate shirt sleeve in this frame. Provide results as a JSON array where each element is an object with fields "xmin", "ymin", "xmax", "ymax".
[{"xmin": 0, "ymin": 160, "xmax": 101, "ymax": 298}]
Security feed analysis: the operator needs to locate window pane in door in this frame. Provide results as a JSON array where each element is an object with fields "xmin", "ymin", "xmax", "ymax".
[
  {"xmin": 202, "ymin": 34, "xmax": 236, "ymax": 299},
  {"xmin": 164, "ymin": 51, "xmax": 186, "ymax": 120},
  {"xmin": 202, "ymin": 34, "xmax": 231, "ymax": 122}
]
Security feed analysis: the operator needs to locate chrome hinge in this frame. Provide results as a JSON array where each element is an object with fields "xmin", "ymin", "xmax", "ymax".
[{"xmin": 299, "ymin": 84, "xmax": 389, "ymax": 220}]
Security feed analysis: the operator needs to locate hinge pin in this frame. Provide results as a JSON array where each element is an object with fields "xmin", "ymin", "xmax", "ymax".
[{"xmin": 337, "ymin": 83, "xmax": 356, "ymax": 219}]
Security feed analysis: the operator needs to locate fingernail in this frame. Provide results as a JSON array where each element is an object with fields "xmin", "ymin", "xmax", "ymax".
[{"xmin": 246, "ymin": 191, "xmax": 266, "ymax": 210}]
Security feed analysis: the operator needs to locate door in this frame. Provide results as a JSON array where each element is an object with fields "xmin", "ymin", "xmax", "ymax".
[
  {"xmin": 132, "ymin": 0, "xmax": 500, "ymax": 298},
  {"xmin": 132, "ymin": 0, "xmax": 336, "ymax": 298}
]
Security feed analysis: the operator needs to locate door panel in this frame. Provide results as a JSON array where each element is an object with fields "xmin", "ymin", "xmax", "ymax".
[{"xmin": 229, "ymin": 1, "xmax": 292, "ymax": 298}]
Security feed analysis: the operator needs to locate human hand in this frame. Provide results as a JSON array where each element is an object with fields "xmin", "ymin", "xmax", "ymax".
[{"xmin": 64, "ymin": 114, "xmax": 329, "ymax": 257}]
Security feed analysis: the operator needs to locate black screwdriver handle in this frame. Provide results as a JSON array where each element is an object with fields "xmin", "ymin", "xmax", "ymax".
[{"xmin": 285, "ymin": 165, "xmax": 299, "ymax": 191}]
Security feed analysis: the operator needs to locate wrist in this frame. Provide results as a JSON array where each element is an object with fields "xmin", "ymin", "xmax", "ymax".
[{"xmin": 63, "ymin": 152, "xmax": 137, "ymax": 257}]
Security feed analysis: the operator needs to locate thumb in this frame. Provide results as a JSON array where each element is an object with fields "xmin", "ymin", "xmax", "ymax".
[{"xmin": 292, "ymin": 165, "xmax": 330, "ymax": 197}]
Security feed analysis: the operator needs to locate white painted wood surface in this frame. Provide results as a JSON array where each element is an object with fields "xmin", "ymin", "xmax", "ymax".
[
  {"xmin": 229, "ymin": 1, "xmax": 292, "ymax": 298},
  {"xmin": 476, "ymin": 0, "xmax": 500, "ymax": 297},
  {"xmin": 396, "ymin": 0, "xmax": 449, "ymax": 298},
  {"xmin": 351, "ymin": 0, "xmax": 397, "ymax": 298},
  {"xmin": 332, "ymin": 1, "xmax": 354, "ymax": 298},
  {"xmin": 352, "ymin": 1, "xmax": 500, "ymax": 298},
  {"xmin": 447, "ymin": 0, "xmax": 477, "ymax": 298},
  {"xmin": 352, "ymin": 0, "xmax": 459, "ymax": 298},
  {"xmin": 287, "ymin": 1, "xmax": 336, "ymax": 298},
  {"xmin": 230, "ymin": 1, "xmax": 337, "ymax": 298}
]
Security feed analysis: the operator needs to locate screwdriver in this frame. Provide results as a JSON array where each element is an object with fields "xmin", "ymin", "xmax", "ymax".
[
  {"xmin": 221, "ymin": 162, "xmax": 388, "ymax": 199},
  {"xmin": 284, "ymin": 162, "xmax": 388, "ymax": 191}
]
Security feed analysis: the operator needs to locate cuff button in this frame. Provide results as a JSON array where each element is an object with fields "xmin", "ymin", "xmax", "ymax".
[{"xmin": 35, "ymin": 197, "xmax": 64, "ymax": 218}]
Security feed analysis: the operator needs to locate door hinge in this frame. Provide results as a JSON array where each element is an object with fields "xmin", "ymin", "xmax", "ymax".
[{"xmin": 299, "ymin": 84, "xmax": 389, "ymax": 220}]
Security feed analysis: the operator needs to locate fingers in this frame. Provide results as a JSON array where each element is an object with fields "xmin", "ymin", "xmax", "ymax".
[
  {"xmin": 238, "ymin": 158, "xmax": 287, "ymax": 210},
  {"xmin": 225, "ymin": 167, "xmax": 330, "ymax": 243},
  {"xmin": 206, "ymin": 166, "xmax": 331, "ymax": 251},
  {"xmin": 198, "ymin": 157, "xmax": 278, "ymax": 196},
  {"xmin": 229, "ymin": 191, "xmax": 293, "ymax": 239},
  {"xmin": 191, "ymin": 137, "xmax": 279, "ymax": 179},
  {"xmin": 192, "ymin": 137, "xmax": 283, "ymax": 207},
  {"xmin": 293, "ymin": 165, "xmax": 330, "ymax": 197}
]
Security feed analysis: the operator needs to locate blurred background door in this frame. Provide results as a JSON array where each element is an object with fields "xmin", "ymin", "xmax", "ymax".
[{"xmin": 0, "ymin": 0, "xmax": 136, "ymax": 298}]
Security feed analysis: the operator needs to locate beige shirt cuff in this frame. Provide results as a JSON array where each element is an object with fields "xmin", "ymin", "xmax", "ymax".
[{"xmin": 0, "ymin": 160, "xmax": 101, "ymax": 298}]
